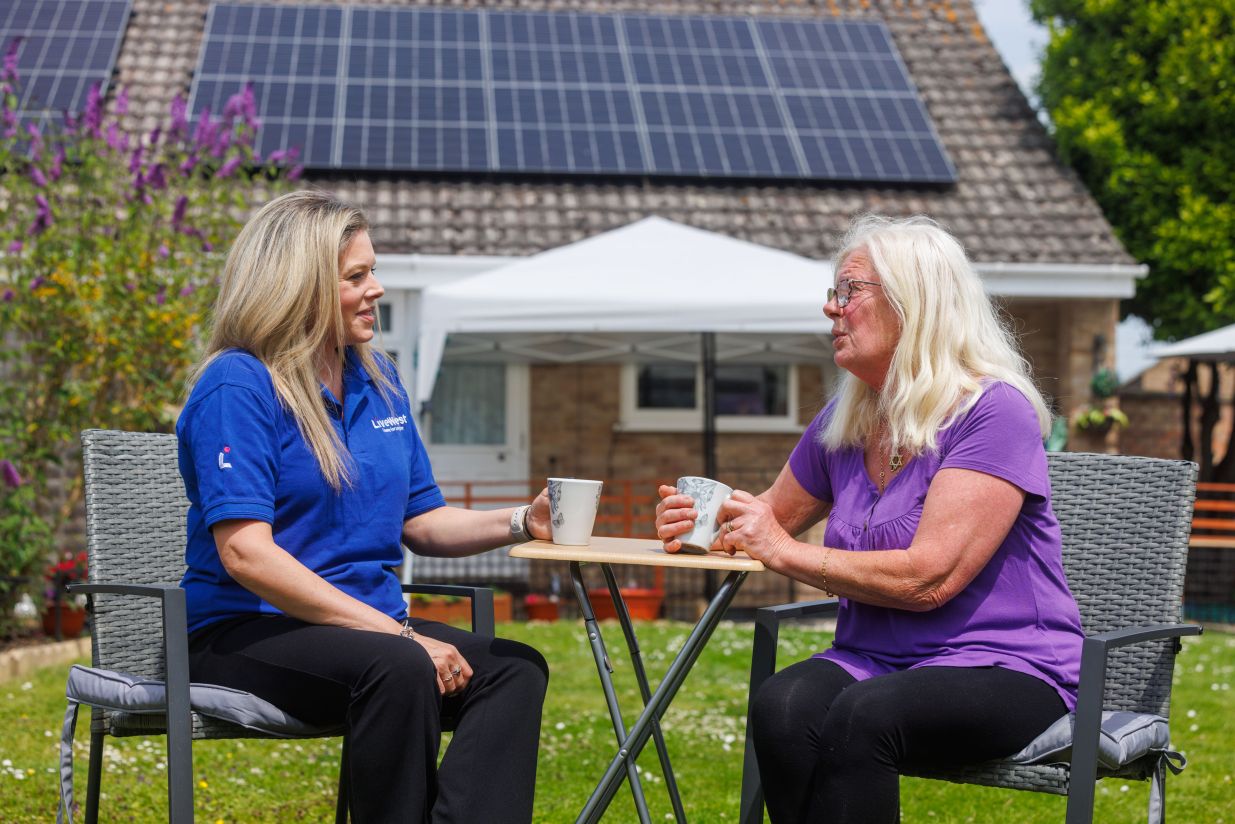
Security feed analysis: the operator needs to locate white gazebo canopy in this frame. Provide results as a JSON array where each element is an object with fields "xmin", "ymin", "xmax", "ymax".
[
  {"xmin": 1152, "ymin": 322, "xmax": 1235, "ymax": 362},
  {"xmin": 413, "ymin": 216, "xmax": 834, "ymax": 406}
]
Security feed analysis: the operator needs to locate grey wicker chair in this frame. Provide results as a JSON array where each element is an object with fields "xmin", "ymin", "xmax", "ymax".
[
  {"xmin": 738, "ymin": 451, "xmax": 1201, "ymax": 824},
  {"xmin": 60, "ymin": 429, "xmax": 496, "ymax": 823}
]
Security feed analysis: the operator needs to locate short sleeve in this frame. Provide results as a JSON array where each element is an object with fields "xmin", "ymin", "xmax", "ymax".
[
  {"xmin": 179, "ymin": 379, "xmax": 281, "ymax": 527},
  {"xmin": 940, "ymin": 383, "xmax": 1049, "ymax": 499},
  {"xmin": 788, "ymin": 402, "xmax": 835, "ymax": 503},
  {"xmin": 404, "ymin": 420, "xmax": 446, "ymax": 520}
]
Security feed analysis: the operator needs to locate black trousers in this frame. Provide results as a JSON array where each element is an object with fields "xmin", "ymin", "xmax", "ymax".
[
  {"xmin": 188, "ymin": 615, "xmax": 549, "ymax": 824},
  {"xmin": 750, "ymin": 658, "xmax": 1066, "ymax": 824}
]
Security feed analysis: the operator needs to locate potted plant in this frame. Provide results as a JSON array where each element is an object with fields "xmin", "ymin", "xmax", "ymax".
[
  {"xmin": 42, "ymin": 550, "xmax": 88, "ymax": 639},
  {"xmin": 408, "ymin": 590, "xmax": 513, "ymax": 624},
  {"xmin": 586, "ymin": 586, "xmax": 664, "ymax": 621},
  {"xmin": 1071, "ymin": 405, "xmax": 1130, "ymax": 435},
  {"xmin": 524, "ymin": 592, "xmax": 560, "ymax": 621}
]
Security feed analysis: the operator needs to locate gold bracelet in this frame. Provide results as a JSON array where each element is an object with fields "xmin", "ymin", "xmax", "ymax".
[{"xmin": 820, "ymin": 547, "xmax": 835, "ymax": 596}]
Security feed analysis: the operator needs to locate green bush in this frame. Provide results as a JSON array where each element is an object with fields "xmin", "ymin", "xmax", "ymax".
[{"xmin": 0, "ymin": 37, "xmax": 299, "ymax": 623}]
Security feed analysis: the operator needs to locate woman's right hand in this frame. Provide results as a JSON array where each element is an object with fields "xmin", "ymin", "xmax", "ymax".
[
  {"xmin": 411, "ymin": 633, "xmax": 473, "ymax": 696},
  {"xmin": 655, "ymin": 484, "xmax": 698, "ymax": 554}
]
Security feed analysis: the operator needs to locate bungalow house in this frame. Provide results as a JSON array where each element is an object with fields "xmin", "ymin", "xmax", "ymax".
[{"xmin": 12, "ymin": 0, "xmax": 1144, "ymax": 613}]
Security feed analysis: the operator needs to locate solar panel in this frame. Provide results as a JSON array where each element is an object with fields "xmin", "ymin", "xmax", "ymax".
[
  {"xmin": 192, "ymin": 4, "xmax": 956, "ymax": 184},
  {"xmin": 0, "ymin": 0, "xmax": 132, "ymax": 127}
]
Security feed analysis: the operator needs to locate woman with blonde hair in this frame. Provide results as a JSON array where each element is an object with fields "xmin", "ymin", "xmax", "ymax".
[
  {"xmin": 655, "ymin": 215, "xmax": 1083, "ymax": 823},
  {"xmin": 178, "ymin": 190, "xmax": 550, "ymax": 823}
]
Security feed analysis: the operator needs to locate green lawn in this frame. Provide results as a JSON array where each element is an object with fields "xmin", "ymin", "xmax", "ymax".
[{"xmin": 2, "ymin": 623, "xmax": 1231, "ymax": 822}]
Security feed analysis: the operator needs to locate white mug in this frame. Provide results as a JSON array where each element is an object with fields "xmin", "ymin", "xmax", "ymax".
[
  {"xmin": 548, "ymin": 478, "xmax": 603, "ymax": 546},
  {"xmin": 675, "ymin": 476, "xmax": 734, "ymax": 553}
]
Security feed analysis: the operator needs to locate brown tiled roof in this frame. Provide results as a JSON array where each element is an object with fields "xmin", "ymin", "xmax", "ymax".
[{"xmin": 115, "ymin": 0, "xmax": 1134, "ymax": 264}]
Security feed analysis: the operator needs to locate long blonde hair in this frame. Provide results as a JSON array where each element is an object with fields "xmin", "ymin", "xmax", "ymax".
[
  {"xmin": 191, "ymin": 190, "xmax": 396, "ymax": 490},
  {"xmin": 821, "ymin": 214, "xmax": 1050, "ymax": 454}
]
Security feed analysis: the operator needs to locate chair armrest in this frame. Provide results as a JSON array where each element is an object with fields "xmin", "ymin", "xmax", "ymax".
[
  {"xmin": 402, "ymin": 584, "xmax": 495, "ymax": 638},
  {"xmin": 1067, "ymin": 621, "xmax": 1202, "ymax": 813},
  {"xmin": 754, "ymin": 598, "xmax": 840, "ymax": 623},
  {"xmin": 1086, "ymin": 622, "xmax": 1202, "ymax": 651},
  {"xmin": 67, "ymin": 581, "xmax": 193, "ymax": 769}
]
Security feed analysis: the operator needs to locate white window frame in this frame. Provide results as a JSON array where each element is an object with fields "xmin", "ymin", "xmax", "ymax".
[{"xmin": 617, "ymin": 363, "xmax": 803, "ymax": 433}]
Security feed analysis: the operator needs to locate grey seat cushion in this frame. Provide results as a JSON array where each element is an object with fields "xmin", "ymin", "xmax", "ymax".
[
  {"xmin": 65, "ymin": 664, "xmax": 338, "ymax": 736},
  {"xmin": 1009, "ymin": 710, "xmax": 1182, "ymax": 772}
]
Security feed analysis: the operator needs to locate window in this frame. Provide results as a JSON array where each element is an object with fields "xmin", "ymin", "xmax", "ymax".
[
  {"xmin": 620, "ymin": 363, "xmax": 801, "ymax": 432},
  {"xmin": 427, "ymin": 363, "xmax": 507, "ymax": 445}
]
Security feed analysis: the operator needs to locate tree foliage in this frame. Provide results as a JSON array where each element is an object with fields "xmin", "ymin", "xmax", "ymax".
[
  {"xmin": 0, "ymin": 36, "xmax": 300, "ymax": 628},
  {"xmin": 1031, "ymin": 0, "xmax": 1235, "ymax": 340}
]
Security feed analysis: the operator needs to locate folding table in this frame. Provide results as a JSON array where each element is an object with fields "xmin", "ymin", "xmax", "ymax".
[{"xmin": 510, "ymin": 537, "xmax": 764, "ymax": 824}]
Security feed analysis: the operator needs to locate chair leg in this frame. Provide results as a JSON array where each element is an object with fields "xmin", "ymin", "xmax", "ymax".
[
  {"xmin": 84, "ymin": 728, "xmax": 105, "ymax": 824},
  {"xmin": 335, "ymin": 735, "xmax": 350, "ymax": 824},
  {"xmin": 739, "ymin": 610, "xmax": 782, "ymax": 824}
]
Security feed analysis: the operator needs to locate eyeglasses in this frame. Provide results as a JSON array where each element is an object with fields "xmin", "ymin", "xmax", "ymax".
[{"xmin": 826, "ymin": 278, "xmax": 881, "ymax": 309}]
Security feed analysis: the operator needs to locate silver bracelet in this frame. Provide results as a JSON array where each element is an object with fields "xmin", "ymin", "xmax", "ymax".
[
  {"xmin": 509, "ymin": 504, "xmax": 532, "ymax": 542},
  {"xmin": 399, "ymin": 618, "xmax": 416, "ymax": 640}
]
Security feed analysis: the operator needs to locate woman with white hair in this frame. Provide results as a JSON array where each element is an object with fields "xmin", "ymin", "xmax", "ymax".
[
  {"xmin": 655, "ymin": 215, "xmax": 1083, "ymax": 823},
  {"xmin": 178, "ymin": 190, "xmax": 549, "ymax": 823}
]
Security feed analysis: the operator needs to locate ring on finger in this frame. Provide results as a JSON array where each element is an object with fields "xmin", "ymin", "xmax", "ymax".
[
  {"xmin": 451, "ymin": 666, "xmax": 462, "ymax": 676},
  {"xmin": 443, "ymin": 673, "xmax": 454, "ymax": 681},
  {"xmin": 724, "ymin": 520, "xmax": 735, "ymax": 533}
]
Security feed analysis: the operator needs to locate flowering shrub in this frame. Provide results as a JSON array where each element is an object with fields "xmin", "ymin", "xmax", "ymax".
[
  {"xmin": 0, "ymin": 37, "xmax": 299, "ymax": 624},
  {"xmin": 44, "ymin": 549, "xmax": 88, "ymax": 605}
]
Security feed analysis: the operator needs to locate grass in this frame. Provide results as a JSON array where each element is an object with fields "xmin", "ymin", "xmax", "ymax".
[{"xmin": 1, "ymin": 622, "xmax": 1231, "ymax": 823}]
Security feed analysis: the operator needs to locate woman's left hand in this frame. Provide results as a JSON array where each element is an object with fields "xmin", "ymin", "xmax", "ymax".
[
  {"xmin": 717, "ymin": 490, "xmax": 794, "ymax": 567},
  {"xmin": 526, "ymin": 488, "xmax": 551, "ymax": 540}
]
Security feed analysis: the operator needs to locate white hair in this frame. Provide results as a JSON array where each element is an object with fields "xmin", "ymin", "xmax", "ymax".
[{"xmin": 821, "ymin": 214, "xmax": 1050, "ymax": 454}]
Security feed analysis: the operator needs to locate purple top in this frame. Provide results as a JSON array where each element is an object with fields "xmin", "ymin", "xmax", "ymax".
[{"xmin": 789, "ymin": 382, "xmax": 1083, "ymax": 710}]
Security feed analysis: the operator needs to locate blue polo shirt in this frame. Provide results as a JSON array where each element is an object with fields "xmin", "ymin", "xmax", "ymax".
[{"xmin": 177, "ymin": 348, "xmax": 445, "ymax": 633}]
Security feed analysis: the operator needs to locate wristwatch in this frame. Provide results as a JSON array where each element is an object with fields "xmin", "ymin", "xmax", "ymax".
[{"xmin": 509, "ymin": 504, "xmax": 532, "ymax": 542}]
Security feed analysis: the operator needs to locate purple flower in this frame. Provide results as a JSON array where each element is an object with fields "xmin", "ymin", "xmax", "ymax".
[
  {"xmin": 49, "ymin": 146, "xmax": 64, "ymax": 181},
  {"xmin": 2, "ymin": 288, "xmax": 13, "ymax": 302},
  {"xmin": 179, "ymin": 283, "xmax": 195, "ymax": 297},
  {"xmin": 115, "ymin": 87, "xmax": 128, "ymax": 115},
  {"xmin": 24, "ymin": 121, "xmax": 42, "ymax": 160},
  {"xmin": 178, "ymin": 154, "xmax": 198, "ymax": 176},
  {"xmin": 192, "ymin": 108, "xmax": 217, "ymax": 150},
  {"xmin": 147, "ymin": 125, "xmax": 161, "ymax": 147},
  {"xmin": 128, "ymin": 145, "xmax": 143, "ymax": 174},
  {"xmin": 106, "ymin": 121, "xmax": 127, "ymax": 153},
  {"xmin": 2, "ymin": 107, "xmax": 17, "ymax": 138},
  {"xmin": 201, "ymin": 240, "xmax": 214, "ymax": 252},
  {"xmin": 29, "ymin": 166, "xmax": 46, "ymax": 187},
  {"xmin": 172, "ymin": 195, "xmax": 188, "ymax": 231},
  {"xmin": 146, "ymin": 163, "xmax": 167, "ymax": 190},
  {"xmin": 169, "ymin": 94, "xmax": 188, "ymax": 137},
  {"xmin": 29, "ymin": 194, "xmax": 52, "ymax": 235},
  {"xmin": 287, "ymin": 164, "xmax": 304, "ymax": 181},
  {"xmin": 83, "ymin": 83, "xmax": 103, "ymax": 137},
  {"xmin": 155, "ymin": 285, "xmax": 167, "ymax": 305},
  {"xmin": 2, "ymin": 37, "xmax": 21, "ymax": 83},
  {"xmin": 216, "ymin": 155, "xmax": 242, "ymax": 178},
  {"xmin": 158, "ymin": 244, "xmax": 170, "ymax": 259},
  {"xmin": 29, "ymin": 276, "xmax": 45, "ymax": 290},
  {"xmin": 7, "ymin": 240, "xmax": 21, "ymax": 254},
  {"xmin": 1, "ymin": 459, "xmax": 22, "ymax": 489},
  {"xmin": 123, "ymin": 282, "xmax": 135, "ymax": 293}
]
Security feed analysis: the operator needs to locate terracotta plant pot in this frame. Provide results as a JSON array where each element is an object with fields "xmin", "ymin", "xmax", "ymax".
[
  {"xmin": 587, "ymin": 587, "xmax": 664, "ymax": 621},
  {"xmin": 410, "ymin": 591, "xmax": 512, "ymax": 624},
  {"xmin": 524, "ymin": 595, "xmax": 560, "ymax": 621},
  {"xmin": 42, "ymin": 605, "xmax": 87, "ymax": 639}
]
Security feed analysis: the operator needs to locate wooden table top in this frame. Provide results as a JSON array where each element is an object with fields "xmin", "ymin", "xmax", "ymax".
[{"xmin": 510, "ymin": 536, "xmax": 765, "ymax": 572}]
